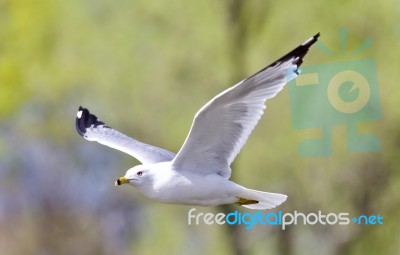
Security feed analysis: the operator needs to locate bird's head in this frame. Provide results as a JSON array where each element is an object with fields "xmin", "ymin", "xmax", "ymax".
[{"xmin": 115, "ymin": 165, "xmax": 152, "ymax": 187}]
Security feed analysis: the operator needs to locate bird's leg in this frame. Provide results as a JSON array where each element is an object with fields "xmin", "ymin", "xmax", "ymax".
[{"xmin": 235, "ymin": 197, "xmax": 259, "ymax": 205}]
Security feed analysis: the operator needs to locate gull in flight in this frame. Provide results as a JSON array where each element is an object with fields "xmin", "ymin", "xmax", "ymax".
[{"xmin": 76, "ymin": 33, "xmax": 319, "ymax": 210}]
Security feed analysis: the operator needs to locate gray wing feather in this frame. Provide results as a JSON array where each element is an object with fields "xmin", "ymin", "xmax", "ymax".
[
  {"xmin": 172, "ymin": 34, "xmax": 319, "ymax": 178},
  {"xmin": 76, "ymin": 107, "xmax": 175, "ymax": 164}
]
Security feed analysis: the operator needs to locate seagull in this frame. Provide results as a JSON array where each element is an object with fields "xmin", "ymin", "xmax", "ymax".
[{"xmin": 76, "ymin": 33, "xmax": 319, "ymax": 210}]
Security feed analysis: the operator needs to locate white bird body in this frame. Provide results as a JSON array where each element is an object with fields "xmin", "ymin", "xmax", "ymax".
[
  {"xmin": 122, "ymin": 161, "xmax": 286, "ymax": 209},
  {"xmin": 135, "ymin": 162, "xmax": 240, "ymax": 206},
  {"xmin": 76, "ymin": 33, "xmax": 319, "ymax": 210}
]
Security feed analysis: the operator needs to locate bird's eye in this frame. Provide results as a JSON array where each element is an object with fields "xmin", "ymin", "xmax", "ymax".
[{"xmin": 137, "ymin": 171, "xmax": 143, "ymax": 176}]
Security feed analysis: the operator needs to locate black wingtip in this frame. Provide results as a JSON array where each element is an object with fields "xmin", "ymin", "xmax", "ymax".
[
  {"xmin": 303, "ymin": 33, "xmax": 320, "ymax": 47},
  {"xmin": 75, "ymin": 106, "xmax": 106, "ymax": 137},
  {"xmin": 273, "ymin": 32, "xmax": 320, "ymax": 68},
  {"xmin": 248, "ymin": 33, "xmax": 320, "ymax": 80}
]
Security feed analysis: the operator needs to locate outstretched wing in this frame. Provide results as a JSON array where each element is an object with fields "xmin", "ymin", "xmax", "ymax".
[
  {"xmin": 76, "ymin": 107, "xmax": 175, "ymax": 164},
  {"xmin": 172, "ymin": 33, "xmax": 319, "ymax": 178}
]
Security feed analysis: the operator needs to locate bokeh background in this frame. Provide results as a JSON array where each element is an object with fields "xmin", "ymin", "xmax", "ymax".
[{"xmin": 1, "ymin": 0, "xmax": 399, "ymax": 254}]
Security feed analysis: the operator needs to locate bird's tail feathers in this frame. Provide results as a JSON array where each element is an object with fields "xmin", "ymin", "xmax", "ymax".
[{"xmin": 236, "ymin": 188, "xmax": 287, "ymax": 210}]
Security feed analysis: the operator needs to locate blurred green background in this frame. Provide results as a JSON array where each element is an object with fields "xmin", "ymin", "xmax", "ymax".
[{"xmin": 0, "ymin": 0, "xmax": 399, "ymax": 254}]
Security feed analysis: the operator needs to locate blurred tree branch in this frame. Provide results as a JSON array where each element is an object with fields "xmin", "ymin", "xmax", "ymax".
[{"xmin": 218, "ymin": 1, "xmax": 247, "ymax": 254}]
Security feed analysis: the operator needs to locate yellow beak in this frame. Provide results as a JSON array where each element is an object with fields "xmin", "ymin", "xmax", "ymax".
[{"xmin": 115, "ymin": 177, "xmax": 130, "ymax": 186}]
